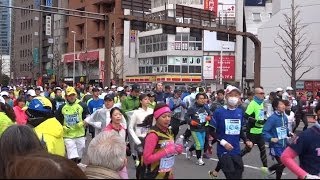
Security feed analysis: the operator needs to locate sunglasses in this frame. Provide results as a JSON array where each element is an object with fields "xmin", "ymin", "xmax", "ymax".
[{"xmin": 257, "ymin": 92, "xmax": 265, "ymax": 95}]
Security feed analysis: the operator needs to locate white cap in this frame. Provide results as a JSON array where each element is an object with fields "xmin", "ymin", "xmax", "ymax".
[
  {"xmin": 55, "ymin": 87, "xmax": 62, "ymax": 91},
  {"xmin": 27, "ymin": 89, "xmax": 36, "ymax": 97},
  {"xmin": 37, "ymin": 86, "xmax": 44, "ymax": 92},
  {"xmin": 225, "ymin": 85, "xmax": 241, "ymax": 95},
  {"xmin": 104, "ymin": 86, "xmax": 108, "ymax": 90},
  {"xmin": 98, "ymin": 87, "xmax": 102, "ymax": 90},
  {"xmin": 276, "ymin": 88, "xmax": 283, "ymax": 92},
  {"xmin": 286, "ymin": 86, "xmax": 293, "ymax": 91},
  {"xmin": 111, "ymin": 85, "xmax": 117, "ymax": 89},
  {"xmin": 117, "ymin": 86, "xmax": 124, "ymax": 92},
  {"xmin": 0, "ymin": 91, "xmax": 9, "ymax": 97},
  {"xmin": 0, "ymin": 96, "xmax": 4, "ymax": 103}
]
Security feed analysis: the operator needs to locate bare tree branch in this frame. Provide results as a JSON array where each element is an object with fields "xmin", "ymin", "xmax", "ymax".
[
  {"xmin": 296, "ymin": 67, "xmax": 314, "ymax": 81},
  {"xmin": 281, "ymin": 64, "xmax": 292, "ymax": 78}
]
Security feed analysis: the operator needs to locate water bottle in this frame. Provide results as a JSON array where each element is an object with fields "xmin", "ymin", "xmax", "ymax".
[{"xmin": 175, "ymin": 135, "xmax": 184, "ymax": 145}]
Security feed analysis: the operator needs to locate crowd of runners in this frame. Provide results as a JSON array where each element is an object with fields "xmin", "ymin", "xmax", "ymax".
[{"xmin": 0, "ymin": 82, "xmax": 319, "ymax": 179}]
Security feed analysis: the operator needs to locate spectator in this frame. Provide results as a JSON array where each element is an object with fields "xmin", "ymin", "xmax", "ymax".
[
  {"xmin": 0, "ymin": 125, "xmax": 46, "ymax": 178},
  {"xmin": 13, "ymin": 96, "xmax": 28, "ymax": 125},
  {"xmin": 85, "ymin": 132, "xmax": 127, "ymax": 179},
  {"xmin": 5, "ymin": 152, "xmax": 87, "ymax": 179}
]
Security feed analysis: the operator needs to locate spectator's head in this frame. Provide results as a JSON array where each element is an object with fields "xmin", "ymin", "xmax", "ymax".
[
  {"xmin": 104, "ymin": 94, "xmax": 115, "ymax": 109},
  {"xmin": 153, "ymin": 103, "xmax": 171, "ymax": 128},
  {"xmin": 0, "ymin": 125, "xmax": 46, "ymax": 178},
  {"xmin": 5, "ymin": 152, "xmax": 86, "ymax": 179},
  {"xmin": 87, "ymin": 132, "xmax": 127, "ymax": 171},
  {"xmin": 216, "ymin": 89, "xmax": 225, "ymax": 101},
  {"xmin": 272, "ymin": 98, "xmax": 285, "ymax": 112}
]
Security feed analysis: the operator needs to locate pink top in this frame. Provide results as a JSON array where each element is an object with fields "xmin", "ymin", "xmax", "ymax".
[
  {"xmin": 281, "ymin": 147, "xmax": 307, "ymax": 179},
  {"xmin": 143, "ymin": 126, "xmax": 169, "ymax": 165},
  {"xmin": 13, "ymin": 106, "xmax": 27, "ymax": 125}
]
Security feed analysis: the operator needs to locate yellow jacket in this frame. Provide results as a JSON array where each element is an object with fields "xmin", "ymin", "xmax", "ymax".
[
  {"xmin": 0, "ymin": 112, "xmax": 14, "ymax": 136},
  {"xmin": 34, "ymin": 117, "xmax": 66, "ymax": 156}
]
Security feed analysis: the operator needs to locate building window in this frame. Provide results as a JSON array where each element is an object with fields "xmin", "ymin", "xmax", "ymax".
[
  {"xmin": 138, "ymin": 56, "xmax": 168, "ymax": 74},
  {"xmin": 175, "ymin": 33, "xmax": 202, "ymax": 51},
  {"xmin": 139, "ymin": 34, "xmax": 167, "ymax": 53},
  {"xmin": 252, "ymin": 13, "xmax": 261, "ymax": 22}
]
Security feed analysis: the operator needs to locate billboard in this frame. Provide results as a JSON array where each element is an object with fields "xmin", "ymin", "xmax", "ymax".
[
  {"xmin": 203, "ymin": 56, "xmax": 214, "ymax": 80},
  {"xmin": 245, "ymin": 0, "xmax": 266, "ymax": 6},
  {"xmin": 203, "ymin": 31, "xmax": 235, "ymax": 51},
  {"xmin": 213, "ymin": 55, "xmax": 235, "ymax": 80},
  {"xmin": 204, "ymin": 0, "xmax": 218, "ymax": 16}
]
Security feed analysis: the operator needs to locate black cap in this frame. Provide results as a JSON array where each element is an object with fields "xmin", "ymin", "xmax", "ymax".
[
  {"xmin": 131, "ymin": 84, "xmax": 140, "ymax": 92},
  {"xmin": 104, "ymin": 94, "xmax": 115, "ymax": 101},
  {"xmin": 92, "ymin": 87, "xmax": 100, "ymax": 92}
]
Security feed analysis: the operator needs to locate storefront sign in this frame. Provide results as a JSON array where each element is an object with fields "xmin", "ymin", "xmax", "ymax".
[
  {"xmin": 204, "ymin": 0, "xmax": 218, "ymax": 16},
  {"xmin": 203, "ymin": 56, "xmax": 214, "ymax": 80}
]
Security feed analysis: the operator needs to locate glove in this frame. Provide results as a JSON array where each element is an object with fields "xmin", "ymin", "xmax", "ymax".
[
  {"xmin": 304, "ymin": 174, "xmax": 320, "ymax": 179},
  {"xmin": 205, "ymin": 115, "xmax": 211, "ymax": 122},
  {"xmin": 175, "ymin": 144, "xmax": 183, "ymax": 154},
  {"xmin": 164, "ymin": 142, "xmax": 178, "ymax": 156},
  {"xmin": 190, "ymin": 120, "xmax": 199, "ymax": 126}
]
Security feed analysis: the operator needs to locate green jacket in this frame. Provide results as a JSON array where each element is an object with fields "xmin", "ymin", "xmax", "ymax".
[
  {"xmin": 0, "ymin": 112, "xmax": 14, "ymax": 136},
  {"xmin": 56, "ymin": 99, "xmax": 89, "ymax": 139},
  {"xmin": 121, "ymin": 95, "xmax": 139, "ymax": 113}
]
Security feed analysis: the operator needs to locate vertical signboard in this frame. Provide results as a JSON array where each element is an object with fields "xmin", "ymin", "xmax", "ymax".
[
  {"xmin": 203, "ymin": 56, "xmax": 214, "ymax": 80},
  {"xmin": 46, "ymin": 0, "xmax": 52, "ymax": 7},
  {"xmin": 33, "ymin": 48, "xmax": 39, "ymax": 65},
  {"xmin": 213, "ymin": 55, "xmax": 235, "ymax": 80},
  {"xmin": 204, "ymin": 0, "xmax": 218, "ymax": 16},
  {"xmin": 45, "ymin": 16, "xmax": 52, "ymax": 36}
]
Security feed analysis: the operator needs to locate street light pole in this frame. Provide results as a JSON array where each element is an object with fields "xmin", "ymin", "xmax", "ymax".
[{"xmin": 71, "ymin": 31, "xmax": 76, "ymax": 86}]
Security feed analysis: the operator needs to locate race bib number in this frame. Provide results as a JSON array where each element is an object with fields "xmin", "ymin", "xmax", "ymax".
[
  {"xmin": 65, "ymin": 114, "xmax": 79, "ymax": 126},
  {"xmin": 225, "ymin": 119, "xmax": 241, "ymax": 135},
  {"xmin": 276, "ymin": 126, "xmax": 287, "ymax": 140},
  {"xmin": 198, "ymin": 112, "xmax": 208, "ymax": 123},
  {"xmin": 159, "ymin": 156, "xmax": 175, "ymax": 172}
]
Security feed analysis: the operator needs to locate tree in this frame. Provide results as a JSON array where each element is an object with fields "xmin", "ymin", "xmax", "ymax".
[
  {"xmin": 110, "ymin": 23, "xmax": 125, "ymax": 85},
  {"xmin": 275, "ymin": 0, "xmax": 313, "ymax": 95}
]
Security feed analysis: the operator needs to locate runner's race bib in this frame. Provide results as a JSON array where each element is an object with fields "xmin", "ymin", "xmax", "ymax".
[
  {"xmin": 198, "ymin": 112, "xmax": 208, "ymax": 123},
  {"xmin": 159, "ymin": 156, "xmax": 175, "ymax": 172},
  {"xmin": 259, "ymin": 109, "xmax": 264, "ymax": 120},
  {"xmin": 276, "ymin": 126, "xmax": 287, "ymax": 140},
  {"xmin": 225, "ymin": 119, "xmax": 241, "ymax": 135},
  {"xmin": 65, "ymin": 114, "xmax": 79, "ymax": 126}
]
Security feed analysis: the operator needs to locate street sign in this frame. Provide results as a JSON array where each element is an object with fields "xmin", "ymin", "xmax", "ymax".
[
  {"xmin": 45, "ymin": 16, "xmax": 52, "ymax": 36},
  {"xmin": 48, "ymin": 38, "xmax": 53, "ymax": 44},
  {"xmin": 46, "ymin": 0, "xmax": 52, "ymax": 7},
  {"xmin": 48, "ymin": 54, "xmax": 53, "ymax": 59},
  {"xmin": 33, "ymin": 48, "xmax": 39, "ymax": 65}
]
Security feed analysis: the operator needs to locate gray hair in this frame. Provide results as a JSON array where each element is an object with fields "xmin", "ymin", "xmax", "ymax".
[{"xmin": 87, "ymin": 132, "xmax": 126, "ymax": 171}]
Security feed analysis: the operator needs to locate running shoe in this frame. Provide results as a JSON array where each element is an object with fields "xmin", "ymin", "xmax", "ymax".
[
  {"xmin": 185, "ymin": 147, "xmax": 193, "ymax": 159},
  {"xmin": 196, "ymin": 158, "xmax": 205, "ymax": 166},
  {"xmin": 208, "ymin": 170, "xmax": 218, "ymax": 179},
  {"xmin": 260, "ymin": 167, "xmax": 275, "ymax": 178},
  {"xmin": 135, "ymin": 160, "xmax": 140, "ymax": 167}
]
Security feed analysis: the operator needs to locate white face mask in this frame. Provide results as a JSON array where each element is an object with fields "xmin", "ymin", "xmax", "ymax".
[{"xmin": 227, "ymin": 97, "xmax": 239, "ymax": 107}]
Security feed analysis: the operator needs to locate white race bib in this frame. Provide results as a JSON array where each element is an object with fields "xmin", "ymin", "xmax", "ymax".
[
  {"xmin": 198, "ymin": 112, "xmax": 208, "ymax": 123},
  {"xmin": 259, "ymin": 109, "xmax": 265, "ymax": 120},
  {"xmin": 159, "ymin": 156, "xmax": 175, "ymax": 172},
  {"xmin": 225, "ymin": 119, "xmax": 241, "ymax": 135},
  {"xmin": 276, "ymin": 126, "xmax": 287, "ymax": 140}
]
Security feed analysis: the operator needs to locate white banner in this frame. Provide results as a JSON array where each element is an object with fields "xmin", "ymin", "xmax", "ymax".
[
  {"xmin": 45, "ymin": 16, "xmax": 52, "ymax": 36},
  {"xmin": 203, "ymin": 56, "xmax": 214, "ymax": 80}
]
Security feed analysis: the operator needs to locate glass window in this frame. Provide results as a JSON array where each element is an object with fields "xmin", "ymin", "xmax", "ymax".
[
  {"xmin": 146, "ymin": 44, "xmax": 152, "ymax": 52},
  {"xmin": 168, "ymin": 65, "xmax": 174, "ymax": 72},
  {"xmin": 252, "ymin": 13, "xmax": 261, "ymax": 21},
  {"xmin": 146, "ymin": 66, "xmax": 152, "ymax": 74},
  {"xmin": 195, "ymin": 43, "xmax": 202, "ymax": 50},
  {"xmin": 153, "ymin": 44, "xmax": 159, "ymax": 52},
  {"xmin": 175, "ymin": 34, "xmax": 181, "ymax": 41},
  {"xmin": 195, "ymin": 66, "xmax": 201, "ymax": 73},
  {"xmin": 189, "ymin": 66, "xmax": 195, "ymax": 73},
  {"xmin": 182, "ymin": 34, "xmax": 188, "ymax": 41},
  {"xmin": 139, "ymin": 37, "xmax": 145, "ymax": 45},
  {"xmin": 174, "ymin": 65, "xmax": 181, "ymax": 73},
  {"xmin": 189, "ymin": 36, "xmax": 196, "ymax": 41},
  {"xmin": 182, "ymin": 65, "xmax": 188, "ymax": 73},
  {"xmin": 161, "ymin": 34, "xmax": 167, "ymax": 41},
  {"xmin": 139, "ymin": 46, "xmax": 145, "ymax": 53}
]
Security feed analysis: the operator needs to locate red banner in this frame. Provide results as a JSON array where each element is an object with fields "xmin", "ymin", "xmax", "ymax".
[
  {"xmin": 213, "ymin": 55, "xmax": 235, "ymax": 80},
  {"xmin": 204, "ymin": 0, "xmax": 218, "ymax": 16},
  {"xmin": 304, "ymin": 81, "xmax": 313, "ymax": 90}
]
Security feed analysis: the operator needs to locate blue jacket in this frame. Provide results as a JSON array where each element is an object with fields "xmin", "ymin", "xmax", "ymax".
[{"xmin": 262, "ymin": 111, "xmax": 289, "ymax": 148}]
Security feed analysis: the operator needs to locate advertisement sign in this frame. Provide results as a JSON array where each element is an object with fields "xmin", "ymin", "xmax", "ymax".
[
  {"xmin": 213, "ymin": 55, "xmax": 235, "ymax": 80},
  {"xmin": 296, "ymin": 81, "xmax": 305, "ymax": 90},
  {"xmin": 45, "ymin": 16, "xmax": 52, "ymax": 36},
  {"xmin": 46, "ymin": 0, "xmax": 52, "ymax": 7},
  {"xmin": 204, "ymin": 0, "xmax": 218, "ymax": 16},
  {"xmin": 219, "ymin": 4, "xmax": 236, "ymax": 18},
  {"xmin": 33, "ymin": 48, "xmax": 39, "ymax": 65},
  {"xmin": 203, "ymin": 56, "xmax": 214, "ymax": 80}
]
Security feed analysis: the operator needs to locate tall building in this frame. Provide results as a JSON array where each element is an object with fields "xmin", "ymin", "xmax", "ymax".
[
  {"xmin": 11, "ymin": 0, "xmax": 56, "ymax": 85},
  {"xmin": 123, "ymin": 0, "xmax": 242, "ymax": 90},
  {"xmin": 259, "ymin": 0, "xmax": 320, "ymax": 94},
  {"xmin": 0, "ymin": 0, "xmax": 10, "ymax": 55},
  {"xmin": 62, "ymin": 0, "xmax": 124, "ymax": 85}
]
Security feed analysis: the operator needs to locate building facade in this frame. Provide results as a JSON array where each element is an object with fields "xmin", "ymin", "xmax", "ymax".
[
  {"xmin": 123, "ymin": 0, "xmax": 242, "ymax": 90},
  {"xmin": 1, "ymin": 55, "xmax": 10, "ymax": 77},
  {"xmin": 62, "ymin": 0, "xmax": 124, "ymax": 85},
  {"xmin": 0, "ymin": 0, "xmax": 10, "ymax": 55},
  {"xmin": 258, "ymin": 0, "xmax": 320, "ymax": 94}
]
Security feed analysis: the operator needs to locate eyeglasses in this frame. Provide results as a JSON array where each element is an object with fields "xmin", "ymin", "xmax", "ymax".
[{"xmin": 257, "ymin": 92, "xmax": 265, "ymax": 95}]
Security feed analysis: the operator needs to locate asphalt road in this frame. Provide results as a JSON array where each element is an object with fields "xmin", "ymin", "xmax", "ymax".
[{"xmin": 83, "ymin": 123, "xmax": 312, "ymax": 179}]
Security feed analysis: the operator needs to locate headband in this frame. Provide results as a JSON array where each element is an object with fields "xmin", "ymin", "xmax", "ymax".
[{"xmin": 153, "ymin": 106, "xmax": 171, "ymax": 120}]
